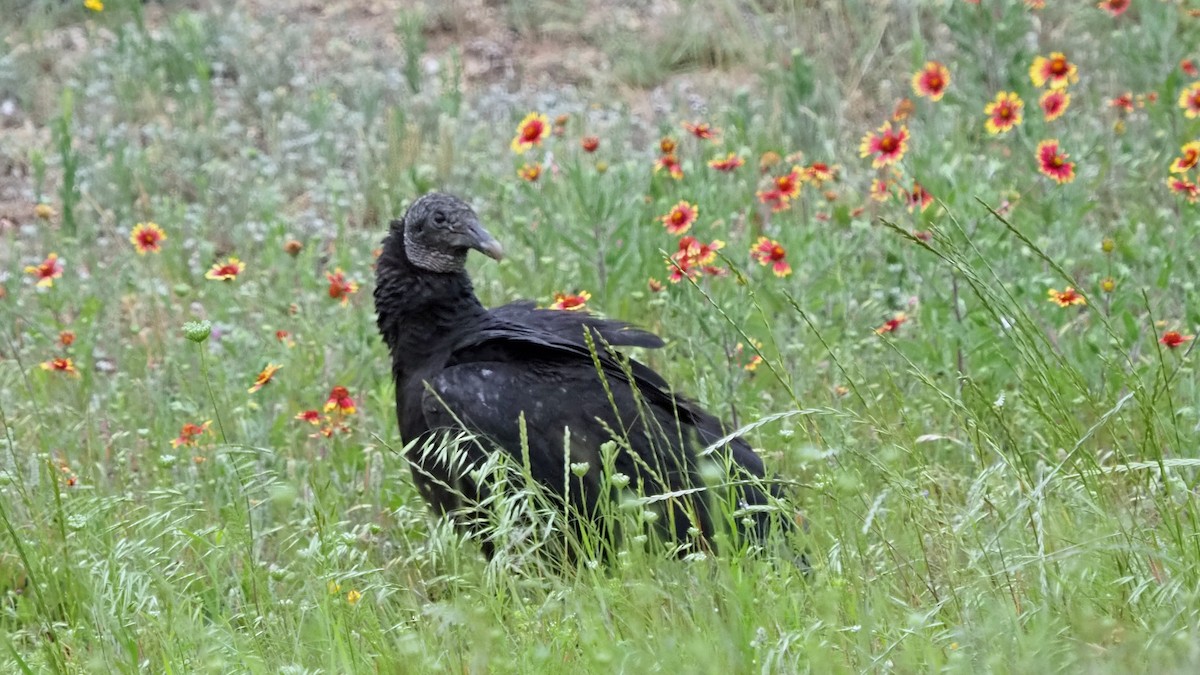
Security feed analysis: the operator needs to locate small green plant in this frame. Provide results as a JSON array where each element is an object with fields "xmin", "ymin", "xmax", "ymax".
[
  {"xmin": 49, "ymin": 89, "xmax": 79, "ymax": 236},
  {"xmin": 396, "ymin": 8, "xmax": 427, "ymax": 95}
]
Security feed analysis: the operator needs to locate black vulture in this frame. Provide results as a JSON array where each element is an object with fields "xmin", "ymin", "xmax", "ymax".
[{"xmin": 375, "ymin": 192, "xmax": 798, "ymax": 562}]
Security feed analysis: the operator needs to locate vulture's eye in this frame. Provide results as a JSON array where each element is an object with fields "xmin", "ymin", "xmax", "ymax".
[{"xmin": 433, "ymin": 211, "xmax": 447, "ymax": 225}]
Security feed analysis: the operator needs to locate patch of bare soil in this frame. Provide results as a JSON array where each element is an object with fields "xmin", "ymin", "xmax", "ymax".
[
  {"xmin": 232, "ymin": 0, "xmax": 752, "ymax": 113},
  {"xmin": 0, "ymin": 122, "xmax": 41, "ymax": 230},
  {"xmin": 232, "ymin": 0, "xmax": 605, "ymax": 89}
]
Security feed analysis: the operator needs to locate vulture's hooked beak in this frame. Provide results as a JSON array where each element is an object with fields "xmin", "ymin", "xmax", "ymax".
[{"xmin": 467, "ymin": 220, "xmax": 505, "ymax": 261}]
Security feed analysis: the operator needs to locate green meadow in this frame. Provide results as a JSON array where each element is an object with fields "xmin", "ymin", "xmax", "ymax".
[{"xmin": 2, "ymin": 0, "xmax": 1199, "ymax": 671}]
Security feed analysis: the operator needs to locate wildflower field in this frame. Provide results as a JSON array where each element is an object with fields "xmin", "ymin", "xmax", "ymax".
[{"xmin": 2, "ymin": 0, "xmax": 1200, "ymax": 671}]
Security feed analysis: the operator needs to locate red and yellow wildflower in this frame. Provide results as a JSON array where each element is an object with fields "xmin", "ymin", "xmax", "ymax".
[
  {"xmin": 517, "ymin": 163, "xmax": 541, "ymax": 182},
  {"xmin": 1098, "ymin": 0, "xmax": 1130, "ymax": 16},
  {"xmin": 25, "ymin": 252, "xmax": 64, "ymax": 287},
  {"xmin": 859, "ymin": 122, "xmax": 909, "ymax": 168},
  {"xmin": 205, "ymin": 257, "xmax": 245, "ymax": 281},
  {"xmin": 668, "ymin": 237, "xmax": 725, "ymax": 283},
  {"xmin": 130, "ymin": 222, "xmax": 167, "ymax": 254},
  {"xmin": 984, "ymin": 92, "xmax": 1024, "ymax": 134},
  {"xmin": 550, "ymin": 291, "xmax": 591, "ymax": 311},
  {"xmin": 654, "ymin": 153, "xmax": 684, "ymax": 180},
  {"xmin": 1036, "ymin": 140, "xmax": 1076, "ymax": 184},
  {"xmin": 912, "ymin": 61, "xmax": 951, "ymax": 101},
  {"xmin": 660, "ymin": 201, "xmax": 699, "ymax": 235},
  {"xmin": 248, "ymin": 363, "xmax": 282, "ymax": 394},
  {"xmin": 682, "ymin": 121, "xmax": 719, "ymax": 140},
  {"xmin": 773, "ymin": 166, "xmax": 804, "ymax": 200},
  {"xmin": 1109, "ymin": 92, "xmax": 1134, "ymax": 113},
  {"xmin": 677, "ymin": 236, "xmax": 724, "ymax": 266},
  {"xmin": 1040, "ymin": 89, "xmax": 1070, "ymax": 121},
  {"xmin": 735, "ymin": 339, "xmax": 764, "ymax": 372},
  {"xmin": 869, "ymin": 179, "xmax": 892, "ymax": 202},
  {"xmin": 1170, "ymin": 141, "xmax": 1200, "ymax": 173},
  {"xmin": 324, "ymin": 386, "xmax": 357, "ymax": 415},
  {"xmin": 511, "ymin": 112, "xmax": 550, "ymax": 153},
  {"xmin": 171, "ymin": 421, "xmax": 212, "ymax": 448},
  {"xmin": 708, "ymin": 153, "xmax": 744, "ymax": 172},
  {"xmin": 1047, "ymin": 287, "xmax": 1087, "ymax": 307},
  {"xmin": 1029, "ymin": 52, "xmax": 1078, "ymax": 89},
  {"xmin": 805, "ymin": 162, "xmax": 837, "ymax": 185},
  {"xmin": 1178, "ymin": 82, "xmax": 1200, "ymax": 118},
  {"xmin": 1167, "ymin": 177, "xmax": 1200, "ymax": 203},
  {"xmin": 1160, "ymin": 331, "xmax": 1194, "ymax": 349},
  {"xmin": 750, "ymin": 237, "xmax": 792, "ymax": 277},
  {"xmin": 875, "ymin": 313, "xmax": 908, "ymax": 335},
  {"xmin": 40, "ymin": 357, "xmax": 79, "ymax": 376},
  {"xmin": 906, "ymin": 182, "xmax": 934, "ymax": 213},
  {"xmin": 326, "ymin": 268, "xmax": 360, "ymax": 305},
  {"xmin": 756, "ymin": 189, "xmax": 789, "ymax": 213}
]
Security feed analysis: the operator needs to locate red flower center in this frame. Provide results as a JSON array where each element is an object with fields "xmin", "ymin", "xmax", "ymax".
[
  {"xmin": 1049, "ymin": 58, "xmax": 1068, "ymax": 76},
  {"xmin": 521, "ymin": 122, "xmax": 544, "ymax": 142},
  {"xmin": 878, "ymin": 136, "xmax": 898, "ymax": 153}
]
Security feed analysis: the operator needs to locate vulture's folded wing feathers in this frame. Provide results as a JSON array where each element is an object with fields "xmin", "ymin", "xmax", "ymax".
[
  {"xmin": 432, "ymin": 316, "xmax": 781, "ymax": 544},
  {"xmin": 422, "ymin": 356, "xmax": 717, "ymax": 543},
  {"xmin": 489, "ymin": 301, "xmax": 665, "ymax": 349}
]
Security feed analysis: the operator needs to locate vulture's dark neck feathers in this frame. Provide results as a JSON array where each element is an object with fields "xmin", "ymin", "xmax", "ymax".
[{"xmin": 374, "ymin": 229, "xmax": 487, "ymax": 380}]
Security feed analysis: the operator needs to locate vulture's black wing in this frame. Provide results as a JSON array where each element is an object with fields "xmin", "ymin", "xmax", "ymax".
[
  {"xmin": 419, "ymin": 310, "xmax": 784, "ymax": 551},
  {"xmin": 488, "ymin": 301, "xmax": 665, "ymax": 349}
]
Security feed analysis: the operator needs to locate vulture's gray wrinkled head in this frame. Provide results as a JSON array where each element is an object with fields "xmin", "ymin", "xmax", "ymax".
[{"xmin": 398, "ymin": 193, "xmax": 504, "ymax": 273}]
